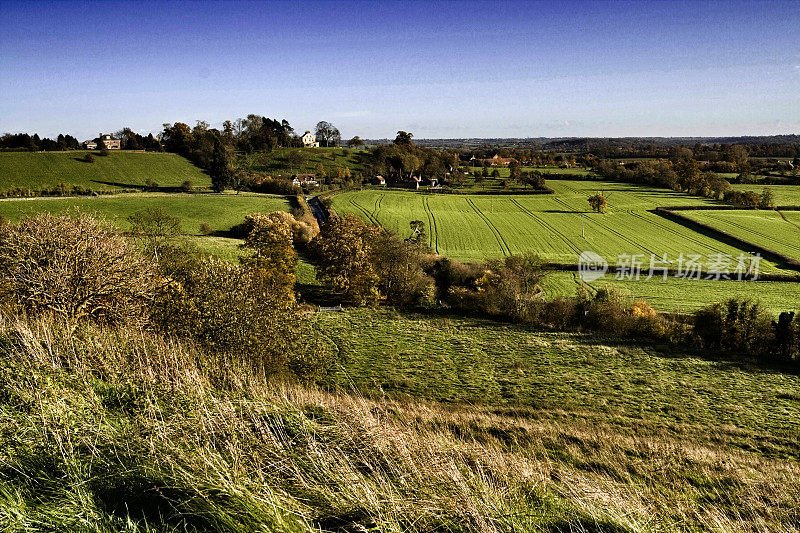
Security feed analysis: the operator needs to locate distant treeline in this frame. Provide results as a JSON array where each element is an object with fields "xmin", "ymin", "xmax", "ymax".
[{"xmin": 400, "ymin": 136, "xmax": 800, "ymax": 159}]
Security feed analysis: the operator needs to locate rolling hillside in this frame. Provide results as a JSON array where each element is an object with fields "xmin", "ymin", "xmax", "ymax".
[{"xmin": 0, "ymin": 150, "xmax": 211, "ymax": 191}]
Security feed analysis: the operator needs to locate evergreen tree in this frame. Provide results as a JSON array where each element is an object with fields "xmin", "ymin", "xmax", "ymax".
[{"xmin": 209, "ymin": 138, "xmax": 232, "ymax": 192}]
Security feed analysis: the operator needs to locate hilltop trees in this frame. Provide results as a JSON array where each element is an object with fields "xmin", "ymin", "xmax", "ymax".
[
  {"xmin": 347, "ymin": 136, "xmax": 364, "ymax": 147},
  {"xmin": 394, "ymin": 131, "xmax": 413, "ymax": 145},
  {"xmin": 315, "ymin": 121, "xmax": 341, "ymax": 147}
]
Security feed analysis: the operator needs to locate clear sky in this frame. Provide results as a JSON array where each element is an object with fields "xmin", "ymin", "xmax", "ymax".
[{"xmin": 1, "ymin": 0, "xmax": 798, "ymax": 140}]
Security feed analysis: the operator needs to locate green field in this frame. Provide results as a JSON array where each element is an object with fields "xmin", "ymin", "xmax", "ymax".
[
  {"xmin": 317, "ymin": 309, "xmax": 800, "ymax": 456},
  {"xmin": 543, "ymin": 270, "xmax": 800, "ymax": 314},
  {"xmin": 331, "ymin": 180, "xmax": 785, "ymax": 271},
  {"xmin": 0, "ymin": 150, "xmax": 211, "ymax": 191},
  {"xmin": 0, "ymin": 193, "xmax": 290, "ymax": 234},
  {"xmin": 730, "ymin": 183, "xmax": 800, "ymax": 205},
  {"xmin": 682, "ymin": 209, "xmax": 800, "ymax": 262}
]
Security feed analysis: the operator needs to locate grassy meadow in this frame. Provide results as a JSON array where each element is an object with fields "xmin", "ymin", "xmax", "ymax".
[
  {"xmin": 240, "ymin": 146, "xmax": 368, "ymax": 176},
  {"xmin": 3, "ymin": 309, "xmax": 800, "ymax": 532},
  {"xmin": 331, "ymin": 180, "xmax": 787, "ymax": 271},
  {"xmin": 317, "ymin": 309, "xmax": 800, "ymax": 449},
  {"xmin": 0, "ymin": 150, "xmax": 211, "ymax": 191}
]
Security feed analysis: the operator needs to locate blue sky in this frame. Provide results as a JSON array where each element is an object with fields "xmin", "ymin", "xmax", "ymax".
[{"xmin": 1, "ymin": 0, "xmax": 798, "ymax": 140}]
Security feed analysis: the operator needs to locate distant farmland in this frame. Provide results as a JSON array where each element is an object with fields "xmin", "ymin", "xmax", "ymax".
[
  {"xmin": 0, "ymin": 151, "xmax": 211, "ymax": 191},
  {"xmin": 331, "ymin": 180, "xmax": 785, "ymax": 271}
]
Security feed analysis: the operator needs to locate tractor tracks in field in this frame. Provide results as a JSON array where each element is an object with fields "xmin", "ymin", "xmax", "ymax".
[
  {"xmin": 422, "ymin": 196, "xmax": 439, "ymax": 253},
  {"xmin": 628, "ymin": 210, "xmax": 735, "ymax": 255},
  {"xmin": 349, "ymin": 196, "xmax": 379, "ymax": 226},
  {"xmin": 465, "ymin": 198, "xmax": 510, "ymax": 256},
  {"xmin": 778, "ymin": 210, "xmax": 800, "ymax": 234},
  {"xmin": 509, "ymin": 199, "xmax": 583, "ymax": 256}
]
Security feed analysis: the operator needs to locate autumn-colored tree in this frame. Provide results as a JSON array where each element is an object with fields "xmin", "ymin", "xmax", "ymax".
[
  {"xmin": 312, "ymin": 214, "xmax": 381, "ymax": 305},
  {"xmin": 240, "ymin": 213, "xmax": 298, "ymax": 306},
  {"xmin": 588, "ymin": 192, "xmax": 608, "ymax": 213}
]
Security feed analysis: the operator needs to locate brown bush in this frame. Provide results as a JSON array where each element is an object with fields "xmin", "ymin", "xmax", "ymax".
[{"xmin": 0, "ymin": 211, "xmax": 156, "ymax": 325}]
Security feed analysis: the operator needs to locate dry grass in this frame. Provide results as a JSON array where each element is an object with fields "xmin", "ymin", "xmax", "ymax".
[{"xmin": 0, "ymin": 312, "xmax": 798, "ymax": 532}]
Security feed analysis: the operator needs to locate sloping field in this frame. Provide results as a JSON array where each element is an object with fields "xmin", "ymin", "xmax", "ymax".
[
  {"xmin": 681, "ymin": 209, "xmax": 800, "ymax": 263},
  {"xmin": 332, "ymin": 181, "xmax": 783, "ymax": 271},
  {"xmin": 543, "ymin": 270, "xmax": 800, "ymax": 314},
  {"xmin": 0, "ymin": 193, "xmax": 289, "ymax": 234},
  {"xmin": 0, "ymin": 150, "xmax": 211, "ymax": 190},
  {"xmin": 317, "ymin": 309, "xmax": 800, "ymax": 447}
]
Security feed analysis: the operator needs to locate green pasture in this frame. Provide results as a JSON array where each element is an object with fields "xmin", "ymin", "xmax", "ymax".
[
  {"xmin": 0, "ymin": 193, "xmax": 290, "ymax": 234},
  {"xmin": 682, "ymin": 209, "xmax": 800, "ymax": 262},
  {"xmin": 316, "ymin": 309, "xmax": 800, "ymax": 457},
  {"xmin": 0, "ymin": 150, "xmax": 210, "ymax": 191},
  {"xmin": 332, "ymin": 180, "xmax": 786, "ymax": 271},
  {"xmin": 239, "ymin": 146, "xmax": 368, "ymax": 176},
  {"xmin": 542, "ymin": 270, "xmax": 800, "ymax": 315}
]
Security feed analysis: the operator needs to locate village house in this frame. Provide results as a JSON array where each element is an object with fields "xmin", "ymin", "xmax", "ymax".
[
  {"xmin": 470, "ymin": 154, "xmax": 517, "ymax": 166},
  {"xmin": 372, "ymin": 175, "xmax": 386, "ymax": 186},
  {"xmin": 292, "ymin": 174, "xmax": 318, "ymax": 188},
  {"xmin": 301, "ymin": 131, "xmax": 319, "ymax": 147},
  {"xmin": 83, "ymin": 140, "xmax": 97, "ymax": 149},
  {"xmin": 98, "ymin": 133, "xmax": 121, "ymax": 150}
]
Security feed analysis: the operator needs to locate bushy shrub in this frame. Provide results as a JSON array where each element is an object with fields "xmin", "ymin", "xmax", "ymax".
[
  {"xmin": 152, "ymin": 216, "xmax": 330, "ymax": 379},
  {"xmin": 0, "ymin": 211, "xmax": 155, "ymax": 325},
  {"xmin": 199, "ymin": 222, "xmax": 213, "ymax": 235},
  {"xmin": 694, "ymin": 299, "xmax": 773, "ymax": 357},
  {"xmin": 233, "ymin": 211, "xmax": 318, "ymax": 245}
]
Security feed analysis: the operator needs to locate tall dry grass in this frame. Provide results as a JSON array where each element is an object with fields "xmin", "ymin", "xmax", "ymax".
[{"xmin": 0, "ymin": 311, "xmax": 798, "ymax": 532}]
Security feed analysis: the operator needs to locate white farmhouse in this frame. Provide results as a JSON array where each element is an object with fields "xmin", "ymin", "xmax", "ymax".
[{"xmin": 301, "ymin": 131, "xmax": 319, "ymax": 147}]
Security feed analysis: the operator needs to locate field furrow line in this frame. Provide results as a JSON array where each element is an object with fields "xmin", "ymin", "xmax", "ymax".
[
  {"xmin": 465, "ymin": 198, "xmax": 510, "ymax": 256},
  {"xmin": 423, "ymin": 197, "xmax": 440, "ymax": 253},
  {"xmin": 693, "ymin": 213, "xmax": 800, "ymax": 255},
  {"xmin": 778, "ymin": 210, "xmax": 800, "ymax": 233},
  {"xmin": 510, "ymin": 199, "xmax": 583, "ymax": 256},
  {"xmin": 350, "ymin": 197, "xmax": 379, "ymax": 225},
  {"xmin": 581, "ymin": 212, "xmax": 661, "ymax": 257},
  {"xmin": 629, "ymin": 211, "xmax": 743, "ymax": 254}
]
